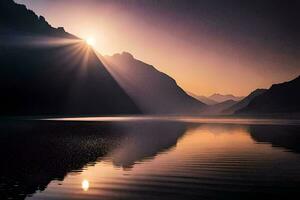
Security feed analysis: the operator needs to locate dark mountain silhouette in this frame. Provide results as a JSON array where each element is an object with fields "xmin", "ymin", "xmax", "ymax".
[
  {"xmin": 102, "ymin": 52, "xmax": 205, "ymax": 114},
  {"xmin": 237, "ymin": 76, "xmax": 300, "ymax": 114},
  {"xmin": 0, "ymin": 0, "xmax": 140, "ymax": 116},
  {"xmin": 201, "ymin": 99, "xmax": 237, "ymax": 115},
  {"xmin": 209, "ymin": 93, "xmax": 244, "ymax": 103},
  {"xmin": 188, "ymin": 92, "xmax": 218, "ymax": 105},
  {"xmin": 0, "ymin": 0, "xmax": 72, "ymax": 38},
  {"xmin": 222, "ymin": 89, "xmax": 267, "ymax": 114}
]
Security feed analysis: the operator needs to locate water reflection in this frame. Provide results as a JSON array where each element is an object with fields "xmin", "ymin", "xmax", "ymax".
[
  {"xmin": 106, "ymin": 122, "xmax": 186, "ymax": 169},
  {"xmin": 249, "ymin": 125, "xmax": 300, "ymax": 153},
  {"xmin": 81, "ymin": 180, "xmax": 89, "ymax": 192},
  {"xmin": 0, "ymin": 119, "xmax": 300, "ymax": 200}
]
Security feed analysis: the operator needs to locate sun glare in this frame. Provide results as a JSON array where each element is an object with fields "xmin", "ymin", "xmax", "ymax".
[
  {"xmin": 85, "ymin": 37, "xmax": 95, "ymax": 47},
  {"xmin": 81, "ymin": 179, "xmax": 90, "ymax": 191}
]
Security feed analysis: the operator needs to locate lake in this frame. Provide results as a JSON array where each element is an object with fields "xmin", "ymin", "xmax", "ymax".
[{"xmin": 1, "ymin": 117, "xmax": 300, "ymax": 199}]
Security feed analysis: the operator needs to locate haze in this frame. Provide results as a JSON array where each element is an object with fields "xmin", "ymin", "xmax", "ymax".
[{"xmin": 15, "ymin": 0, "xmax": 300, "ymax": 96}]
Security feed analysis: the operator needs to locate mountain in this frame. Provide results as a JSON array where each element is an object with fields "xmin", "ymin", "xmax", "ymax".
[
  {"xmin": 237, "ymin": 76, "xmax": 300, "ymax": 114},
  {"xmin": 209, "ymin": 93, "xmax": 244, "ymax": 103},
  {"xmin": 0, "ymin": 0, "xmax": 140, "ymax": 116},
  {"xmin": 102, "ymin": 52, "xmax": 205, "ymax": 114},
  {"xmin": 201, "ymin": 100, "xmax": 237, "ymax": 115},
  {"xmin": 222, "ymin": 89, "xmax": 267, "ymax": 114},
  {"xmin": 188, "ymin": 92, "xmax": 218, "ymax": 105}
]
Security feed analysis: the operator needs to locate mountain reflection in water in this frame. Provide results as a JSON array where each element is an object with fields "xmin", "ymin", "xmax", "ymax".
[{"xmin": 0, "ymin": 119, "xmax": 300, "ymax": 200}]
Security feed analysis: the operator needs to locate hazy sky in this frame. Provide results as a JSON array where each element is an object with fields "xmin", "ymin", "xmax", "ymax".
[{"xmin": 15, "ymin": 0, "xmax": 300, "ymax": 96}]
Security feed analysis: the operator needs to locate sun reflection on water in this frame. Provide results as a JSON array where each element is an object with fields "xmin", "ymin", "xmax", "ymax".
[{"xmin": 81, "ymin": 179, "xmax": 90, "ymax": 191}]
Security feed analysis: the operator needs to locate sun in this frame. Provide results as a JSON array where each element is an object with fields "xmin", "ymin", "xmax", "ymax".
[{"xmin": 85, "ymin": 37, "xmax": 95, "ymax": 47}]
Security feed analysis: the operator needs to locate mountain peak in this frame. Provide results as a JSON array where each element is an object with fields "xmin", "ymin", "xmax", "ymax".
[
  {"xmin": 187, "ymin": 92, "xmax": 218, "ymax": 105},
  {"xmin": 57, "ymin": 27, "xmax": 66, "ymax": 32},
  {"xmin": 210, "ymin": 93, "xmax": 235, "ymax": 98},
  {"xmin": 111, "ymin": 51, "xmax": 134, "ymax": 60},
  {"xmin": 121, "ymin": 51, "xmax": 134, "ymax": 58},
  {"xmin": 209, "ymin": 93, "xmax": 244, "ymax": 103}
]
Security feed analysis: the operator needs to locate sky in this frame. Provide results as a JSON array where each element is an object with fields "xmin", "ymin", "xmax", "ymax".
[{"xmin": 15, "ymin": 0, "xmax": 300, "ymax": 96}]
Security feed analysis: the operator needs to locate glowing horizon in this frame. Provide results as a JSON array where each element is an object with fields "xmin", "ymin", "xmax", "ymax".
[{"xmin": 14, "ymin": 0, "xmax": 300, "ymax": 96}]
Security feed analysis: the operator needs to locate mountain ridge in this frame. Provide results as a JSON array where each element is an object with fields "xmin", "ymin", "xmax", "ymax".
[
  {"xmin": 0, "ymin": 0, "xmax": 140, "ymax": 116},
  {"xmin": 209, "ymin": 93, "xmax": 244, "ymax": 103},
  {"xmin": 102, "ymin": 52, "xmax": 205, "ymax": 114},
  {"xmin": 188, "ymin": 92, "xmax": 218, "ymax": 105},
  {"xmin": 201, "ymin": 100, "xmax": 237, "ymax": 115},
  {"xmin": 222, "ymin": 89, "xmax": 267, "ymax": 114},
  {"xmin": 236, "ymin": 75, "xmax": 300, "ymax": 114}
]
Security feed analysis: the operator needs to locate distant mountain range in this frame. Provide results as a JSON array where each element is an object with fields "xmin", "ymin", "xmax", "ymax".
[
  {"xmin": 190, "ymin": 75, "xmax": 300, "ymax": 116},
  {"xmin": 102, "ymin": 52, "xmax": 205, "ymax": 114},
  {"xmin": 188, "ymin": 93, "xmax": 218, "ymax": 105},
  {"xmin": 189, "ymin": 92, "xmax": 244, "ymax": 106},
  {"xmin": 209, "ymin": 93, "xmax": 244, "ymax": 103},
  {"xmin": 0, "ymin": 0, "xmax": 140, "ymax": 116},
  {"xmin": 201, "ymin": 100, "xmax": 237, "ymax": 115}
]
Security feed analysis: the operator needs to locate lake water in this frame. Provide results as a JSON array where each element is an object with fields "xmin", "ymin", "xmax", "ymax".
[{"xmin": 1, "ymin": 117, "xmax": 300, "ymax": 199}]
